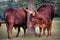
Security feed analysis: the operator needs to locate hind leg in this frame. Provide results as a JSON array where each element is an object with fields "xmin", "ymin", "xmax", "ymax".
[
  {"xmin": 22, "ymin": 25, "xmax": 27, "ymax": 35},
  {"xmin": 47, "ymin": 26, "xmax": 51, "ymax": 37},
  {"xmin": 7, "ymin": 24, "xmax": 13, "ymax": 39},
  {"xmin": 32, "ymin": 27, "xmax": 36, "ymax": 35},
  {"xmin": 6, "ymin": 21, "xmax": 13, "ymax": 39},
  {"xmin": 23, "ymin": 27, "xmax": 27, "ymax": 35},
  {"xmin": 47, "ymin": 24, "xmax": 52, "ymax": 37},
  {"xmin": 16, "ymin": 27, "xmax": 20, "ymax": 37},
  {"xmin": 43, "ymin": 28, "xmax": 46, "ymax": 35},
  {"xmin": 24, "ymin": 29, "xmax": 26, "ymax": 35},
  {"xmin": 39, "ymin": 27, "xmax": 42, "ymax": 37}
]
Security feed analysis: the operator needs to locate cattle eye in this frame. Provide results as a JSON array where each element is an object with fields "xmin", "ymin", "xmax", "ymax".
[{"xmin": 30, "ymin": 14, "xmax": 33, "ymax": 16}]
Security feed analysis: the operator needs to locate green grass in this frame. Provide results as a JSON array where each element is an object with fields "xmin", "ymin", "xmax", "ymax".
[
  {"xmin": 0, "ymin": 18, "xmax": 60, "ymax": 40},
  {"xmin": 54, "ymin": 17, "xmax": 60, "ymax": 20}
]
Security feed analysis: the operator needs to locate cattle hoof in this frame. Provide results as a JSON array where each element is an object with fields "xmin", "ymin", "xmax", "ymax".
[
  {"xmin": 43, "ymin": 33, "xmax": 45, "ymax": 36},
  {"xmin": 40, "ymin": 35, "xmax": 42, "ymax": 37},
  {"xmin": 8, "ymin": 37, "xmax": 12, "ymax": 39},
  {"xmin": 46, "ymin": 35, "xmax": 48, "ymax": 37},
  {"xmin": 32, "ymin": 34, "xmax": 35, "ymax": 37},
  {"xmin": 16, "ymin": 35, "xmax": 19, "ymax": 38},
  {"xmin": 46, "ymin": 35, "xmax": 49, "ymax": 37},
  {"xmin": 16, "ymin": 36, "xmax": 19, "ymax": 38},
  {"xmin": 46, "ymin": 34, "xmax": 51, "ymax": 37},
  {"xmin": 34, "ymin": 33, "xmax": 37, "ymax": 35},
  {"xmin": 24, "ymin": 34, "xmax": 26, "ymax": 36}
]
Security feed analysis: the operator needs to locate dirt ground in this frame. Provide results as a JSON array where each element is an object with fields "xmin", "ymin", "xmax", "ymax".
[{"xmin": 0, "ymin": 19, "xmax": 60, "ymax": 40}]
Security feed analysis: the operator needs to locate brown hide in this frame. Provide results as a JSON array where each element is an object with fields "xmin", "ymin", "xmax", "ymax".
[
  {"xmin": 4, "ymin": 8, "xmax": 27, "ymax": 39},
  {"xmin": 30, "ymin": 4, "xmax": 54, "ymax": 36}
]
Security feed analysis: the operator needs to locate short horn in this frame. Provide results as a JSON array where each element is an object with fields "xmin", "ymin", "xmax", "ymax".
[
  {"xmin": 34, "ymin": 9, "xmax": 38, "ymax": 14},
  {"xmin": 32, "ymin": 9, "xmax": 38, "ymax": 16}
]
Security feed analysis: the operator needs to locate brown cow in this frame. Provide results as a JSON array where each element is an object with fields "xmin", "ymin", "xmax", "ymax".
[
  {"xmin": 26, "ymin": 4, "xmax": 54, "ymax": 37},
  {"xmin": 4, "ymin": 8, "xmax": 29, "ymax": 39}
]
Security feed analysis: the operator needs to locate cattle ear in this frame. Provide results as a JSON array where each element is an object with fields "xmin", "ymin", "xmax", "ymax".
[{"xmin": 24, "ymin": 8, "xmax": 33, "ymax": 14}]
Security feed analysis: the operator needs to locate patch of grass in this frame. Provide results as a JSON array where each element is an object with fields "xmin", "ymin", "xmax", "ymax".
[
  {"xmin": 54, "ymin": 17, "xmax": 60, "ymax": 20},
  {"xmin": 0, "ymin": 18, "xmax": 60, "ymax": 40}
]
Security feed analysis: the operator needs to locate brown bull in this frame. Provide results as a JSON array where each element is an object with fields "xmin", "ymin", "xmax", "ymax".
[
  {"xmin": 26, "ymin": 4, "xmax": 54, "ymax": 37},
  {"xmin": 4, "ymin": 8, "xmax": 28, "ymax": 39}
]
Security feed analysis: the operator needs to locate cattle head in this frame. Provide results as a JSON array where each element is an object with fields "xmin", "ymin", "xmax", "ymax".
[{"xmin": 23, "ymin": 8, "xmax": 38, "ymax": 17}]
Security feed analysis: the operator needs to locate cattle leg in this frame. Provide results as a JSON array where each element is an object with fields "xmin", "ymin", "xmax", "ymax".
[
  {"xmin": 47, "ymin": 26, "xmax": 51, "ymax": 37},
  {"xmin": 32, "ymin": 27, "xmax": 36, "ymax": 35},
  {"xmin": 43, "ymin": 28, "xmax": 46, "ymax": 35},
  {"xmin": 22, "ymin": 25, "xmax": 27, "ymax": 35},
  {"xmin": 24, "ymin": 26, "xmax": 27, "ymax": 35},
  {"xmin": 23, "ymin": 27, "xmax": 26, "ymax": 35},
  {"xmin": 39, "ymin": 27, "xmax": 42, "ymax": 37},
  {"xmin": 24, "ymin": 29, "xmax": 26, "ymax": 35},
  {"xmin": 7, "ymin": 24, "xmax": 13, "ymax": 39},
  {"xmin": 16, "ymin": 27, "xmax": 20, "ymax": 37}
]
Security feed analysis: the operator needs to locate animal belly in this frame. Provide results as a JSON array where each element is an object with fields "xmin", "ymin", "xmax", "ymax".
[
  {"xmin": 14, "ymin": 26, "xmax": 17, "ymax": 29},
  {"xmin": 34, "ymin": 23, "xmax": 47, "ymax": 28},
  {"xmin": 14, "ymin": 19, "xmax": 23, "ymax": 24},
  {"xmin": 39, "ymin": 23, "xmax": 48, "ymax": 28},
  {"xmin": 14, "ymin": 24, "xmax": 19, "ymax": 29}
]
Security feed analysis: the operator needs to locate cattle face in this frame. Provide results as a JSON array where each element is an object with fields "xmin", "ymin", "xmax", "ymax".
[{"xmin": 4, "ymin": 8, "xmax": 29, "ymax": 39}]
